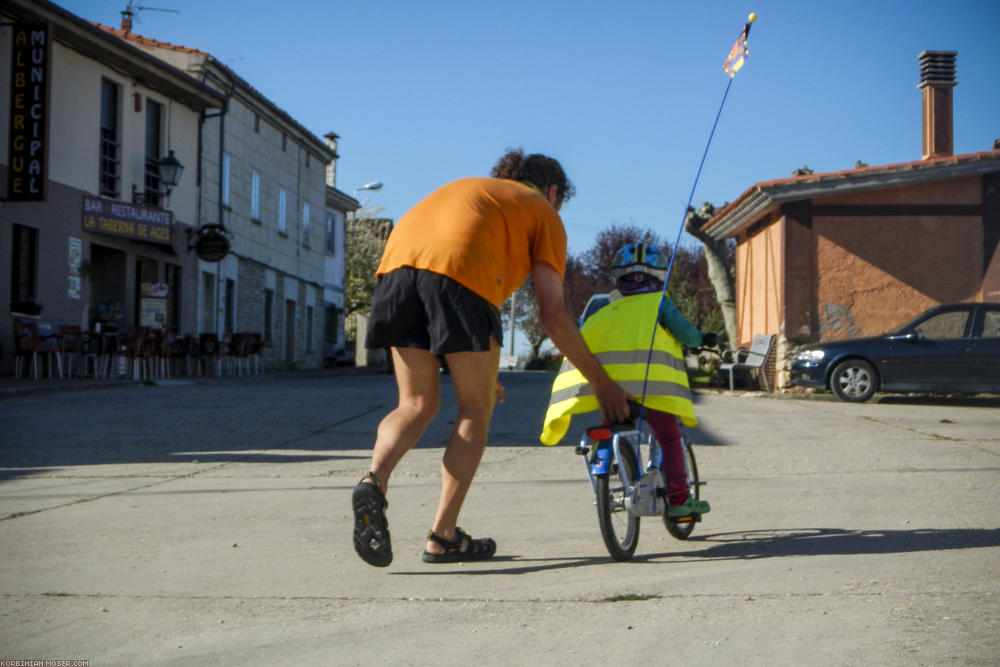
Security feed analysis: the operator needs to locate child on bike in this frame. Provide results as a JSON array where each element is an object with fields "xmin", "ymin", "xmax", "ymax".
[{"xmin": 540, "ymin": 242, "xmax": 717, "ymax": 517}]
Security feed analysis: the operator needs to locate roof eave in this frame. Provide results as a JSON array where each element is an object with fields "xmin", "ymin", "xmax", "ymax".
[{"xmin": 703, "ymin": 152, "xmax": 1000, "ymax": 240}]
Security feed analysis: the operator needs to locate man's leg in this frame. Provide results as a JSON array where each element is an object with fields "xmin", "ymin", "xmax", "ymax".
[
  {"xmin": 367, "ymin": 346, "xmax": 442, "ymax": 489},
  {"xmin": 425, "ymin": 342, "xmax": 501, "ymax": 553},
  {"xmin": 353, "ymin": 346, "xmax": 441, "ymax": 567}
]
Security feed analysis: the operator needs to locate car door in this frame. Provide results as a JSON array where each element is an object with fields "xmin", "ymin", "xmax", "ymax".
[
  {"xmin": 886, "ymin": 307, "xmax": 974, "ymax": 389},
  {"xmin": 971, "ymin": 305, "xmax": 1000, "ymax": 391}
]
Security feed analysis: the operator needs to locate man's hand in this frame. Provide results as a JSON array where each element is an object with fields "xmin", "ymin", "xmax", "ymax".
[{"xmin": 593, "ymin": 378, "xmax": 632, "ymax": 424}]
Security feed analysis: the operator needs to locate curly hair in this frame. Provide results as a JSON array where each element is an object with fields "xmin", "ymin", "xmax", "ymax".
[{"xmin": 490, "ymin": 148, "xmax": 575, "ymax": 205}]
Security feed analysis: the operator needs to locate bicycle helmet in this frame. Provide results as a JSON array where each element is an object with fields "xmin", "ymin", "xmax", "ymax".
[{"xmin": 609, "ymin": 243, "xmax": 669, "ymax": 281}]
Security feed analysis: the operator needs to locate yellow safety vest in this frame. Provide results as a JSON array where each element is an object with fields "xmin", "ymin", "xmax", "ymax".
[{"xmin": 539, "ymin": 291, "xmax": 696, "ymax": 446}]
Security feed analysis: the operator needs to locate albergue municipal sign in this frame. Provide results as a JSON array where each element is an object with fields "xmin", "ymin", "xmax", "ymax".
[
  {"xmin": 82, "ymin": 195, "xmax": 174, "ymax": 244},
  {"xmin": 6, "ymin": 22, "xmax": 51, "ymax": 201}
]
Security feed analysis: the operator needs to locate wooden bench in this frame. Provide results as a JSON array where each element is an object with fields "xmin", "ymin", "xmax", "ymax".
[{"xmin": 719, "ymin": 334, "xmax": 775, "ymax": 391}]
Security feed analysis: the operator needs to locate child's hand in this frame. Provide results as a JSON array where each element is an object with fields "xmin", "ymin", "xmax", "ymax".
[{"xmin": 495, "ymin": 379, "xmax": 505, "ymax": 404}]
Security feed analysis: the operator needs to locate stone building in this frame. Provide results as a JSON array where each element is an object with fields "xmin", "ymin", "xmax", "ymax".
[{"xmin": 98, "ymin": 16, "xmax": 358, "ymax": 370}]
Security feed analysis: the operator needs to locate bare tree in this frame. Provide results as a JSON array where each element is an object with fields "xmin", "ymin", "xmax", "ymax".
[{"xmin": 684, "ymin": 202, "xmax": 737, "ymax": 345}]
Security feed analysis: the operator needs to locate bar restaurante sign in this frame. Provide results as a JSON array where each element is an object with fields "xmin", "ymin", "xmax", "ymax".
[
  {"xmin": 81, "ymin": 195, "xmax": 173, "ymax": 244},
  {"xmin": 6, "ymin": 22, "xmax": 51, "ymax": 201}
]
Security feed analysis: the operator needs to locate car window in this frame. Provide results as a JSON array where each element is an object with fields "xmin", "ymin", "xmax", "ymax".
[
  {"xmin": 913, "ymin": 311, "xmax": 969, "ymax": 339},
  {"xmin": 981, "ymin": 310, "xmax": 1000, "ymax": 339}
]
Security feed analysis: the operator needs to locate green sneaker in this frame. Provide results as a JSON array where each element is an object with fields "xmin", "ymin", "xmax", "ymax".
[{"xmin": 667, "ymin": 496, "xmax": 710, "ymax": 517}]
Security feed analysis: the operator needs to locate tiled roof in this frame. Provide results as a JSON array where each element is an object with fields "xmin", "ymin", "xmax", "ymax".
[
  {"xmin": 92, "ymin": 22, "xmax": 208, "ymax": 56},
  {"xmin": 703, "ymin": 150, "xmax": 1000, "ymax": 240}
]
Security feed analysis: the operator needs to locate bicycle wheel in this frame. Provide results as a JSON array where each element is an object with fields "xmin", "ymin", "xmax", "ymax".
[
  {"xmin": 596, "ymin": 440, "xmax": 640, "ymax": 561},
  {"xmin": 664, "ymin": 437, "xmax": 700, "ymax": 540}
]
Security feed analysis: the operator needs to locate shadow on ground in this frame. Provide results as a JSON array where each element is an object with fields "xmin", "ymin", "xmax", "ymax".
[{"xmin": 392, "ymin": 527, "xmax": 1000, "ymax": 575}]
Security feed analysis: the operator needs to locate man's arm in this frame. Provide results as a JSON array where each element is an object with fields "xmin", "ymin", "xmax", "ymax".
[{"xmin": 532, "ymin": 261, "xmax": 632, "ymax": 424}]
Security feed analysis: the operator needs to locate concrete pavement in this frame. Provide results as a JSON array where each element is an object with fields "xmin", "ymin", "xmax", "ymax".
[{"xmin": 1, "ymin": 371, "xmax": 998, "ymax": 665}]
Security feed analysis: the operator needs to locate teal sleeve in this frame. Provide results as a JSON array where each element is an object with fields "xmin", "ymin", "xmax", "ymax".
[{"xmin": 657, "ymin": 297, "xmax": 705, "ymax": 348}]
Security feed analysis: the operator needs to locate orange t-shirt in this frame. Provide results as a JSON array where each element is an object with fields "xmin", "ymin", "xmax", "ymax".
[{"xmin": 375, "ymin": 177, "xmax": 567, "ymax": 308}]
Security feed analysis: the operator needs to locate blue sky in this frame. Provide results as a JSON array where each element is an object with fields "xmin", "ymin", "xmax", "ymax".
[{"xmin": 63, "ymin": 0, "xmax": 998, "ymax": 257}]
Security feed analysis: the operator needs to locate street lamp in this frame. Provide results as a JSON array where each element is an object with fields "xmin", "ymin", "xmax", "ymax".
[
  {"xmin": 157, "ymin": 150, "xmax": 184, "ymax": 195},
  {"xmin": 132, "ymin": 150, "xmax": 185, "ymax": 205},
  {"xmin": 353, "ymin": 181, "xmax": 383, "ymax": 199}
]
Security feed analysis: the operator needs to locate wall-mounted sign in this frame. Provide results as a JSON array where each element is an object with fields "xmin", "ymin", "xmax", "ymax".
[
  {"xmin": 7, "ymin": 22, "xmax": 51, "ymax": 201},
  {"xmin": 68, "ymin": 237, "xmax": 82, "ymax": 299},
  {"xmin": 194, "ymin": 225, "xmax": 231, "ymax": 262},
  {"xmin": 82, "ymin": 195, "xmax": 173, "ymax": 244},
  {"xmin": 139, "ymin": 283, "xmax": 168, "ymax": 328}
]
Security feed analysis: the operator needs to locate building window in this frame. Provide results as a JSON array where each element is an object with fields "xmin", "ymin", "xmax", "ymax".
[
  {"xmin": 166, "ymin": 263, "xmax": 181, "ymax": 332},
  {"xmin": 254, "ymin": 114, "xmax": 260, "ymax": 133},
  {"xmin": 10, "ymin": 224, "xmax": 38, "ymax": 304},
  {"xmin": 306, "ymin": 305, "xmax": 314, "ymax": 352},
  {"xmin": 221, "ymin": 153, "xmax": 231, "ymax": 207},
  {"xmin": 278, "ymin": 189, "xmax": 287, "ymax": 234},
  {"xmin": 305, "ymin": 152, "xmax": 310, "ymax": 168},
  {"xmin": 282, "ymin": 134, "xmax": 287, "ymax": 151},
  {"xmin": 302, "ymin": 202, "xmax": 310, "ymax": 247},
  {"xmin": 264, "ymin": 288, "xmax": 274, "ymax": 343},
  {"xmin": 325, "ymin": 213, "xmax": 337, "ymax": 255},
  {"xmin": 251, "ymin": 170, "xmax": 261, "ymax": 220},
  {"xmin": 144, "ymin": 99, "xmax": 163, "ymax": 207},
  {"xmin": 99, "ymin": 79, "xmax": 120, "ymax": 198},
  {"xmin": 224, "ymin": 278, "xmax": 235, "ymax": 335}
]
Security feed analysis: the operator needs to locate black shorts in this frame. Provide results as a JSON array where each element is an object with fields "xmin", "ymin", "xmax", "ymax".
[{"xmin": 365, "ymin": 267, "xmax": 503, "ymax": 355}]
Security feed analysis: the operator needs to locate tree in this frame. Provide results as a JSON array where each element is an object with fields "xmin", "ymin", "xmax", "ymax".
[
  {"xmin": 344, "ymin": 203, "xmax": 388, "ymax": 340},
  {"xmin": 684, "ymin": 202, "xmax": 737, "ymax": 345}
]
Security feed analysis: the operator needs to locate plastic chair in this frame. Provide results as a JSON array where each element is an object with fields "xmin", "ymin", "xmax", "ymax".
[
  {"xmin": 57, "ymin": 325, "xmax": 85, "ymax": 378},
  {"xmin": 719, "ymin": 334, "xmax": 776, "ymax": 391},
  {"xmin": 199, "ymin": 333, "xmax": 224, "ymax": 376},
  {"xmin": 14, "ymin": 320, "xmax": 59, "ymax": 379}
]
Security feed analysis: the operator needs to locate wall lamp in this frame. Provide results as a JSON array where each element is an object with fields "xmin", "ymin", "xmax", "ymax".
[{"xmin": 132, "ymin": 150, "xmax": 185, "ymax": 205}]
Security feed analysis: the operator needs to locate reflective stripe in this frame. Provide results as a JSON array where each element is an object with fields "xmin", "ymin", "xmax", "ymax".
[
  {"xmin": 549, "ymin": 379, "xmax": 692, "ymax": 406},
  {"xmin": 567, "ymin": 349, "xmax": 687, "ymax": 374}
]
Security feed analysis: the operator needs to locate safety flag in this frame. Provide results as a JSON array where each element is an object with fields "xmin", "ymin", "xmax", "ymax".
[{"xmin": 723, "ymin": 15, "xmax": 755, "ymax": 77}]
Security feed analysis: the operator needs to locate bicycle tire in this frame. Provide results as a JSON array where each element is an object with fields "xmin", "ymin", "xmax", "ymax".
[
  {"xmin": 596, "ymin": 439, "xmax": 640, "ymax": 561},
  {"xmin": 664, "ymin": 436, "xmax": 700, "ymax": 540}
]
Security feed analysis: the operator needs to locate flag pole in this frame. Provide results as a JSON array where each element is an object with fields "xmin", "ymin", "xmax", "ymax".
[{"xmin": 635, "ymin": 13, "xmax": 756, "ymax": 436}]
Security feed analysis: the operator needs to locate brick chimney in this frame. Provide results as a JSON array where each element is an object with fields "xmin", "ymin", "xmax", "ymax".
[
  {"xmin": 120, "ymin": 9, "xmax": 133, "ymax": 33},
  {"xmin": 918, "ymin": 50, "xmax": 957, "ymax": 160},
  {"xmin": 324, "ymin": 132, "xmax": 340, "ymax": 188}
]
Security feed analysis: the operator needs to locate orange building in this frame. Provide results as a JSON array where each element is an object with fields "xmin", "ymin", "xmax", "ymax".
[{"xmin": 701, "ymin": 51, "xmax": 1000, "ymax": 389}]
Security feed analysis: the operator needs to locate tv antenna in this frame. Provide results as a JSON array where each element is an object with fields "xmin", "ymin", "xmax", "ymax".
[{"xmin": 121, "ymin": 0, "xmax": 180, "ymax": 30}]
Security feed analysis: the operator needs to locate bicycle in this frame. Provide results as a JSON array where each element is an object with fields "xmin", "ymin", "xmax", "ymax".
[{"xmin": 574, "ymin": 344, "xmax": 721, "ymax": 561}]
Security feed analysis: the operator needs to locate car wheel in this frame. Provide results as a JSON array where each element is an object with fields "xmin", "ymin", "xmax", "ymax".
[{"xmin": 830, "ymin": 359, "xmax": 878, "ymax": 402}]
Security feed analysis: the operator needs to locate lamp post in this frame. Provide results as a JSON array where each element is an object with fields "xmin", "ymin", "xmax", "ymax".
[{"xmin": 352, "ymin": 181, "xmax": 383, "ymax": 200}]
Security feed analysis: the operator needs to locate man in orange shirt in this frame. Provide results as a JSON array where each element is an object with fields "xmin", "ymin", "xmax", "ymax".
[{"xmin": 352, "ymin": 149, "xmax": 630, "ymax": 566}]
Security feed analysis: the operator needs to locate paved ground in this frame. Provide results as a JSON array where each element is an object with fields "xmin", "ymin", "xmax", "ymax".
[{"xmin": 0, "ymin": 370, "xmax": 998, "ymax": 666}]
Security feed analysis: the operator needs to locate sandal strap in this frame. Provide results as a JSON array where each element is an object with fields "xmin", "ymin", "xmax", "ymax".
[
  {"xmin": 454, "ymin": 527, "xmax": 496, "ymax": 558},
  {"xmin": 426, "ymin": 530, "xmax": 460, "ymax": 553},
  {"xmin": 426, "ymin": 527, "xmax": 487, "ymax": 554},
  {"xmin": 361, "ymin": 472, "xmax": 384, "ymax": 492}
]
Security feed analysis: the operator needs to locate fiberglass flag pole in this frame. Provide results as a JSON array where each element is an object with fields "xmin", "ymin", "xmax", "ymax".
[{"xmin": 635, "ymin": 12, "xmax": 756, "ymax": 435}]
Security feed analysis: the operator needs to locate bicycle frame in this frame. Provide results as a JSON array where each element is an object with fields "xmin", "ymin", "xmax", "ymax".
[{"xmin": 576, "ymin": 424, "xmax": 665, "ymax": 517}]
